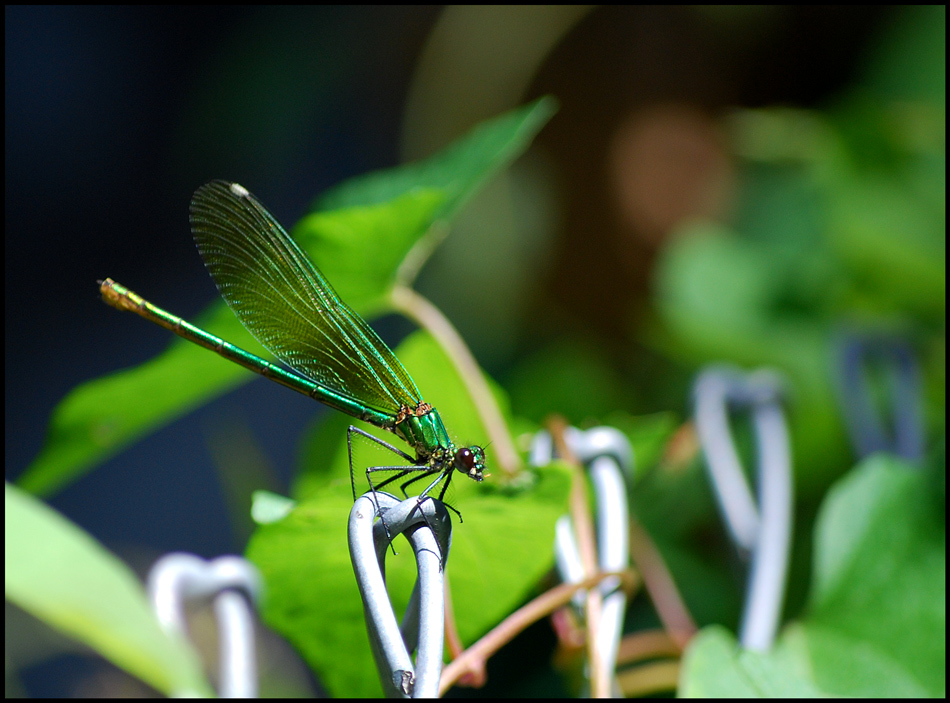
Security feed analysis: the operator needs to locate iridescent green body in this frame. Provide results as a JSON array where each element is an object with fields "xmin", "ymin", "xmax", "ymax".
[
  {"xmin": 100, "ymin": 180, "xmax": 486, "ymax": 503},
  {"xmin": 99, "ymin": 278, "xmax": 392, "ymax": 430}
]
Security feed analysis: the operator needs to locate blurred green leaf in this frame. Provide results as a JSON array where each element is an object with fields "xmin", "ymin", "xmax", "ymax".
[
  {"xmin": 680, "ymin": 625, "xmax": 824, "ymax": 697},
  {"xmin": 650, "ymin": 223, "xmax": 851, "ymax": 492},
  {"xmin": 651, "ymin": 78, "xmax": 946, "ymax": 491},
  {"xmin": 251, "ymin": 490, "xmax": 296, "ymax": 525},
  {"xmin": 4, "ymin": 483, "xmax": 210, "ymax": 696},
  {"xmin": 862, "ymin": 5, "xmax": 946, "ymax": 104},
  {"xmin": 506, "ymin": 338, "xmax": 637, "ymax": 425},
  {"xmin": 681, "ymin": 454, "xmax": 945, "ymax": 696},
  {"xmin": 315, "ymin": 96, "xmax": 558, "ymax": 221},
  {"xmin": 828, "ymin": 175, "xmax": 945, "ymax": 321},
  {"xmin": 801, "ymin": 454, "xmax": 945, "ymax": 696}
]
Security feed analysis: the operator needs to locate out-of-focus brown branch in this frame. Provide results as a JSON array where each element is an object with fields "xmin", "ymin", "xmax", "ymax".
[
  {"xmin": 627, "ymin": 514, "xmax": 697, "ymax": 650},
  {"xmin": 546, "ymin": 415, "xmax": 611, "ymax": 697},
  {"xmin": 439, "ymin": 569, "xmax": 638, "ymax": 696}
]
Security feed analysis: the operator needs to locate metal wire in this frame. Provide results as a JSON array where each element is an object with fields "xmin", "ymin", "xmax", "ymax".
[
  {"xmin": 693, "ymin": 365, "xmax": 793, "ymax": 651},
  {"xmin": 834, "ymin": 332, "xmax": 924, "ymax": 462},
  {"xmin": 530, "ymin": 425, "xmax": 634, "ymax": 694},
  {"xmin": 348, "ymin": 491, "xmax": 451, "ymax": 697},
  {"xmin": 147, "ymin": 553, "xmax": 262, "ymax": 697}
]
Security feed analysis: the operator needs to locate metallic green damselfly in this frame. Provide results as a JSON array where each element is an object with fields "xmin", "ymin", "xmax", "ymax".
[{"xmin": 100, "ymin": 180, "xmax": 485, "ymax": 517}]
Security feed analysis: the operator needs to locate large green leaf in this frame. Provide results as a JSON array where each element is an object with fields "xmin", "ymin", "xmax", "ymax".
[
  {"xmin": 4, "ymin": 483, "xmax": 210, "ymax": 696},
  {"xmin": 246, "ymin": 330, "xmax": 571, "ymax": 696},
  {"xmin": 22, "ymin": 98, "xmax": 556, "ymax": 497},
  {"xmin": 801, "ymin": 454, "xmax": 945, "ymax": 697},
  {"xmin": 680, "ymin": 454, "xmax": 945, "ymax": 696},
  {"xmin": 679, "ymin": 626, "xmax": 823, "ymax": 697},
  {"xmin": 315, "ymin": 96, "xmax": 557, "ymax": 221},
  {"xmin": 19, "ymin": 190, "xmax": 443, "ymax": 497}
]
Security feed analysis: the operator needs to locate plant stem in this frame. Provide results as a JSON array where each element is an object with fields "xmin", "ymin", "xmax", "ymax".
[{"xmin": 390, "ymin": 284, "xmax": 522, "ymax": 478}]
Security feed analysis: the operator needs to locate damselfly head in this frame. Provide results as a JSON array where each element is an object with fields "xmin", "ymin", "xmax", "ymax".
[{"xmin": 453, "ymin": 445, "xmax": 487, "ymax": 482}]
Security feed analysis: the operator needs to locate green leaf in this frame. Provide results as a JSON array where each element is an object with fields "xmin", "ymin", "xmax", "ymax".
[
  {"xmin": 18, "ymin": 304, "xmax": 259, "ymax": 496},
  {"xmin": 315, "ymin": 96, "xmax": 558, "ymax": 222},
  {"xmin": 246, "ymin": 330, "xmax": 571, "ymax": 696},
  {"xmin": 679, "ymin": 455, "xmax": 946, "ymax": 697},
  {"xmin": 680, "ymin": 625, "xmax": 824, "ymax": 697},
  {"xmin": 506, "ymin": 338, "xmax": 637, "ymax": 425},
  {"xmin": 291, "ymin": 188, "xmax": 446, "ymax": 314},
  {"xmin": 247, "ymin": 469, "xmax": 570, "ymax": 698},
  {"xmin": 828, "ymin": 175, "xmax": 946, "ymax": 321},
  {"xmin": 801, "ymin": 454, "xmax": 945, "ymax": 697},
  {"xmin": 4, "ymin": 483, "xmax": 210, "ymax": 696},
  {"xmin": 24, "ymin": 99, "xmax": 555, "ymax": 497}
]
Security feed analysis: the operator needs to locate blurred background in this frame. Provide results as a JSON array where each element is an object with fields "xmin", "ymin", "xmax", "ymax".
[{"xmin": 6, "ymin": 5, "xmax": 944, "ymax": 696}]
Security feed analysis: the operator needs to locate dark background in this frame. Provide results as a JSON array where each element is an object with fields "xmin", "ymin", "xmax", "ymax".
[{"xmin": 6, "ymin": 5, "xmax": 897, "ymax": 696}]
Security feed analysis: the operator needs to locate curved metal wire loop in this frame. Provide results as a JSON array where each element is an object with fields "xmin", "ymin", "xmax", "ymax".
[
  {"xmin": 530, "ymin": 425, "xmax": 634, "ymax": 695},
  {"xmin": 834, "ymin": 332, "xmax": 924, "ymax": 462},
  {"xmin": 147, "ymin": 553, "xmax": 262, "ymax": 698},
  {"xmin": 348, "ymin": 492, "xmax": 451, "ymax": 697},
  {"xmin": 693, "ymin": 365, "xmax": 793, "ymax": 651}
]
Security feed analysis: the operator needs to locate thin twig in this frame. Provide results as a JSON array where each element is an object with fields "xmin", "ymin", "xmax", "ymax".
[
  {"xmin": 617, "ymin": 629, "xmax": 682, "ymax": 664},
  {"xmin": 615, "ymin": 660, "xmax": 681, "ymax": 697},
  {"xmin": 547, "ymin": 417, "xmax": 610, "ymax": 697},
  {"xmin": 389, "ymin": 285, "xmax": 521, "ymax": 478},
  {"xmin": 438, "ymin": 569, "xmax": 638, "ymax": 696},
  {"xmin": 627, "ymin": 514, "xmax": 697, "ymax": 650}
]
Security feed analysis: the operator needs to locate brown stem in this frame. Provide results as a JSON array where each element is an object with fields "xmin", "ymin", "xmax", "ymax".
[
  {"xmin": 389, "ymin": 285, "xmax": 522, "ymax": 478},
  {"xmin": 439, "ymin": 570, "xmax": 638, "ymax": 695}
]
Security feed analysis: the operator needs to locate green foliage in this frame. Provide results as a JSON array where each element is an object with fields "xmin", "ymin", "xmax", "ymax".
[
  {"xmin": 650, "ymin": 37, "xmax": 945, "ymax": 492},
  {"xmin": 14, "ymin": 98, "xmax": 565, "ymax": 696},
  {"xmin": 292, "ymin": 188, "xmax": 447, "ymax": 314},
  {"xmin": 650, "ymin": 11, "xmax": 944, "ymax": 696},
  {"xmin": 680, "ymin": 626, "xmax": 824, "ymax": 697},
  {"xmin": 506, "ymin": 339, "xmax": 637, "ymax": 426},
  {"xmin": 4, "ymin": 483, "xmax": 211, "ymax": 696},
  {"xmin": 19, "ymin": 98, "xmax": 556, "ymax": 499},
  {"xmin": 803, "ymin": 455, "xmax": 945, "ymax": 696},
  {"xmin": 12, "ymin": 7, "xmax": 945, "ymax": 697},
  {"xmin": 247, "ymin": 456, "xmax": 571, "ymax": 697},
  {"xmin": 681, "ymin": 455, "xmax": 946, "ymax": 696}
]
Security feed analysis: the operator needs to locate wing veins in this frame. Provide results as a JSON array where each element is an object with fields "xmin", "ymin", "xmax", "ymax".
[{"xmin": 189, "ymin": 181, "xmax": 422, "ymax": 413}]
